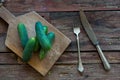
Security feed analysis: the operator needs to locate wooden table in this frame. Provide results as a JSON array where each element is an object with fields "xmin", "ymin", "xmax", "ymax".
[{"xmin": 0, "ymin": 0, "xmax": 120, "ymax": 80}]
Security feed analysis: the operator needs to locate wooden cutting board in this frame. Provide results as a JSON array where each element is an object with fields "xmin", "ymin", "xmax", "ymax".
[{"xmin": 0, "ymin": 6, "xmax": 71, "ymax": 76}]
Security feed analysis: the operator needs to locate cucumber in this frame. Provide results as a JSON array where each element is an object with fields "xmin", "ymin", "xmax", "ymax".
[
  {"xmin": 34, "ymin": 26, "xmax": 48, "ymax": 52},
  {"xmin": 22, "ymin": 37, "xmax": 36, "ymax": 62},
  {"xmin": 43, "ymin": 25, "xmax": 48, "ymax": 34},
  {"xmin": 34, "ymin": 37, "xmax": 40, "ymax": 52},
  {"xmin": 39, "ymin": 48, "xmax": 47, "ymax": 60},
  {"xmin": 35, "ymin": 21, "xmax": 51, "ymax": 50},
  {"xmin": 17, "ymin": 23, "xmax": 29, "ymax": 48},
  {"xmin": 39, "ymin": 32, "xmax": 55, "ymax": 60},
  {"xmin": 47, "ymin": 32, "xmax": 55, "ymax": 44}
]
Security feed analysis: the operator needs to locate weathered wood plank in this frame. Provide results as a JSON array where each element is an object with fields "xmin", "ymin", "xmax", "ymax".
[
  {"xmin": 0, "ymin": 52, "xmax": 120, "ymax": 64},
  {"xmin": 0, "ymin": 12, "xmax": 50, "ymax": 52},
  {"xmin": 0, "ymin": 12, "xmax": 49, "ymax": 34},
  {"xmin": 0, "ymin": 18, "xmax": 8, "ymax": 33},
  {"xmin": 0, "ymin": 12, "xmax": 50, "ymax": 23},
  {"xmin": 4, "ymin": 0, "xmax": 120, "ymax": 12},
  {"xmin": 0, "ymin": 64, "xmax": 120, "ymax": 80},
  {"xmin": 14, "ymin": 12, "xmax": 50, "ymax": 22},
  {"xmin": 0, "ymin": 33, "xmax": 10, "ymax": 52},
  {"xmin": 0, "ymin": 12, "xmax": 50, "ymax": 34},
  {"xmin": 50, "ymin": 11, "xmax": 120, "ymax": 51},
  {"xmin": 0, "ymin": 11, "xmax": 120, "ymax": 52},
  {"xmin": 0, "ymin": 53, "xmax": 18, "ymax": 64},
  {"xmin": 4, "ymin": 10, "xmax": 71, "ymax": 76},
  {"xmin": 0, "ymin": 0, "xmax": 119, "ymax": 80},
  {"xmin": 57, "ymin": 52, "xmax": 120, "ymax": 64}
]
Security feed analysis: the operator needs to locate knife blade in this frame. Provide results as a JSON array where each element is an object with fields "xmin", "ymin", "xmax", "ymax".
[{"xmin": 79, "ymin": 9, "xmax": 111, "ymax": 71}]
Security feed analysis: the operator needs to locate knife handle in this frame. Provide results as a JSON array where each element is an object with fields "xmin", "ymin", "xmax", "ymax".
[{"xmin": 96, "ymin": 45, "xmax": 111, "ymax": 71}]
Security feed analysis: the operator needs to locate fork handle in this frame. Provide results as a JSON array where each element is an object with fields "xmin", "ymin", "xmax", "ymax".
[{"xmin": 76, "ymin": 35, "xmax": 84, "ymax": 72}]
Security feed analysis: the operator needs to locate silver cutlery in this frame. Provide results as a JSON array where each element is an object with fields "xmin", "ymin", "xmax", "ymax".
[
  {"xmin": 73, "ymin": 24, "xmax": 84, "ymax": 73},
  {"xmin": 79, "ymin": 9, "xmax": 111, "ymax": 71}
]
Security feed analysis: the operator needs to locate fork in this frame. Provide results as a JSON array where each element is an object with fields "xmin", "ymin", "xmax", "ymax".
[{"xmin": 73, "ymin": 24, "xmax": 84, "ymax": 73}]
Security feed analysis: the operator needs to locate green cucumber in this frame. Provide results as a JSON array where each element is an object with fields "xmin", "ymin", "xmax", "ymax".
[
  {"xmin": 47, "ymin": 32, "xmax": 55, "ymax": 44},
  {"xmin": 39, "ymin": 32, "xmax": 55, "ymax": 60},
  {"xmin": 34, "ymin": 37, "xmax": 40, "ymax": 52},
  {"xmin": 43, "ymin": 25, "xmax": 48, "ymax": 34},
  {"xmin": 22, "ymin": 37, "xmax": 36, "ymax": 62},
  {"xmin": 39, "ymin": 48, "xmax": 47, "ymax": 60},
  {"xmin": 35, "ymin": 21, "xmax": 51, "ymax": 50},
  {"xmin": 17, "ymin": 23, "xmax": 29, "ymax": 48},
  {"xmin": 34, "ymin": 26, "xmax": 48, "ymax": 52}
]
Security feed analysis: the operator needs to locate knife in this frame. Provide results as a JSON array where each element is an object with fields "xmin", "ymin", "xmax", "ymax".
[{"xmin": 79, "ymin": 9, "xmax": 111, "ymax": 71}]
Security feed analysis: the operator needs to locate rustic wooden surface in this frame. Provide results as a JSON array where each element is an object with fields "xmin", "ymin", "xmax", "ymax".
[
  {"xmin": 3, "ymin": 7, "xmax": 71, "ymax": 76},
  {"xmin": 0, "ymin": 0, "xmax": 120, "ymax": 80},
  {"xmin": 4, "ymin": 0, "xmax": 120, "ymax": 12}
]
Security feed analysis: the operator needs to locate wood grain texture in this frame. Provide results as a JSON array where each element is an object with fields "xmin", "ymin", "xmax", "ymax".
[
  {"xmin": 0, "ymin": 13, "xmax": 50, "ymax": 52},
  {"xmin": 0, "ymin": 11, "xmax": 120, "ymax": 52},
  {"xmin": 3, "ymin": 0, "xmax": 120, "ymax": 12},
  {"xmin": 0, "ymin": 0, "xmax": 120, "ymax": 79},
  {"xmin": 0, "ymin": 17, "xmax": 8, "ymax": 33},
  {"xmin": 50, "ymin": 11, "xmax": 120, "ymax": 51},
  {"xmin": 0, "ymin": 53, "xmax": 18, "ymax": 64},
  {"xmin": 0, "ymin": 52, "xmax": 120, "ymax": 64},
  {"xmin": 0, "ymin": 9, "xmax": 50, "ymax": 52},
  {"xmin": 57, "ymin": 52, "xmax": 120, "ymax": 64},
  {"xmin": 0, "ymin": 33, "xmax": 10, "ymax": 52},
  {"xmin": 0, "ymin": 64, "xmax": 120, "ymax": 80},
  {"xmin": 5, "ymin": 9, "xmax": 71, "ymax": 76},
  {"xmin": 0, "ymin": 6, "xmax": 16, "ymax": 23}
]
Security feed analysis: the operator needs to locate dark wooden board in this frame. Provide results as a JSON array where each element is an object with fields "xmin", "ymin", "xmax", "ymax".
[
  {"xmin": 0, "ymin": 7, "xmax": 71, "ymax": 76},
  {"xmin": 0, "ymin": 64, "xmax": 120, "ymax": 80},
  {"xmin": 0, "ymin": 17, "xmax": 8, "ymax": 33},
  {"xmin": 0, "ymin": 0, "xmax": 120, "ymax": 79},
  {"xmin": 0, "ymin": 6, "xmax": 71, "ymax": 76},
  {"xmin": 50, "ymin": 11, "xmax": 120, "ymax": 51},
  {"xmin": 0, "ymin": 52, "xmax": 120, "ymax": 64},
  {"xmin": 4, "ymin": 0, "xmax": 120, "ymax": 12},
  {"xmin": 0, "ymin": 12, "xmax": 50, "ymax": 52},
  {"xmin": 0, "ymin": 11, "xmax": 120, "ymax": 52},
  {"xmin": 0, "ymin": 33, "xmax": 10, "ymax": 52}
]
